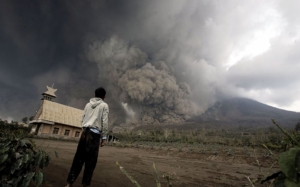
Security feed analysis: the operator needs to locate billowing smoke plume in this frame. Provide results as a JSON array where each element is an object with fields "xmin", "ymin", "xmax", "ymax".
[
  {"xmin": 87, "ymin": 37, "xmax": 198, "ymax": 124},
  {"xmin": 2, "ymin": 0, "xmax": 299, "ymax": 122}
]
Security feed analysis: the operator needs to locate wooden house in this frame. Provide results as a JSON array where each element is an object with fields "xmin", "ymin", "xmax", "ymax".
[{"xmin": 30, "ymin": 86, "xmax": 83, "ymax": 139}]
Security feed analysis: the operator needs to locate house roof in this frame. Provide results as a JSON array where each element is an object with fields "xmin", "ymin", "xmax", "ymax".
[{"xmin": 33, "ymin": 100, "xmax": 83, "ymax": 128}]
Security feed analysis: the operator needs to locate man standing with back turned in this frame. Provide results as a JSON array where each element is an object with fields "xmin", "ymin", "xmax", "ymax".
[{"xmin": 66, "ymin": 87, "xmax": 109, "ymax": 187}]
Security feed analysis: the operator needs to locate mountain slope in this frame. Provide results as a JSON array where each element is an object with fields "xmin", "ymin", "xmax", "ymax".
[{"xmin": 188, "ymin": 98, "xmax": 300, "ymax": 128}]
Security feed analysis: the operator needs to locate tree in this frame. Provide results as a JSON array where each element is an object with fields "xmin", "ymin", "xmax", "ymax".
[
  {"xmin": 29, "ymin": 116, "xmax": 34, "ymax": 121},
  {"xmin": 295, "ymin": 121, "xmax": 300, "ymax": 131},
  {"xmin": 22, "ymin": 117, "xmax": 28, "ymax": 124}
]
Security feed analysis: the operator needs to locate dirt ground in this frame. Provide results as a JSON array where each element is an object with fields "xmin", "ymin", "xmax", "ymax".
[{"xmin": 33, "ymin": 139, "xmax": 278, "ymax": 187}]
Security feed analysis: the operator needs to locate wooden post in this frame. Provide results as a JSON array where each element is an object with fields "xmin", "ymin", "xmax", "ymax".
[{"xmin": 38, "ymin": 124, "xmax": 44, "ymax": 135}]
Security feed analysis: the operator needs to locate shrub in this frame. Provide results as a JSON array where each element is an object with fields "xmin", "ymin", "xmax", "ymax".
[
  {"xmin": 0, "ymin": 119, "xmax": 31, "ymax": 139},
  {"xmin": 261, "ymin": 120, "xmax": 300, "ymax": 186},
  {"xmin": 0, "ymin": 137, "xmax": 53, "ymax": 187}
]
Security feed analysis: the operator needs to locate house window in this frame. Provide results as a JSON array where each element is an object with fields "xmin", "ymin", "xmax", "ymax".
[
  {"xmin": 75, "ymin": 131, "xmax": 80, "ymax": 137},
  {"xmin": 64, "ymin": 129, "xmax": 70, "ymax": 136},
  {"xmin": 53, "ymin": 127, "xmax": 59, "ymax": 134}
]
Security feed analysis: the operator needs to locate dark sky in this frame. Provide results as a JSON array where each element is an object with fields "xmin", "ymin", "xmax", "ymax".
[{"xmin": 0, "ymin": 0, "xmax": 299, "ymax": 123}]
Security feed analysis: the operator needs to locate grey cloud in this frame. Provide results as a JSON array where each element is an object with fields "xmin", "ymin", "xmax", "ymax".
[
  {"xmin": 227, "ymin": 41, "xmax": 300, "ymax": 88},
  {"xmin": 1, "ymin": 0, "xmax": 300, "ymax": 122},
  {"xmin": 225, "ymin": 36, "xmax": 300, "ymax": 108}
]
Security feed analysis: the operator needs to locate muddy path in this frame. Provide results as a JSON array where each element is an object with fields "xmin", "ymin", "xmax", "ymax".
[{"xmin": 33, "ymin": 139, "xmax": 278, "ymax": 187}]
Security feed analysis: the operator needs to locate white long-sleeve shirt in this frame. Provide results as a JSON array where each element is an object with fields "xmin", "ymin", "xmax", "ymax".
[{"xmin": 82, "ymin": 98, "xmax": 109, "ymax": 138}]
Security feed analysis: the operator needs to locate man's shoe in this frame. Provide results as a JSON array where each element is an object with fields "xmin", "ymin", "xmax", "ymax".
[{"xmin": 65, "ymin": 183, "xmax": 73, "ymax": 187}]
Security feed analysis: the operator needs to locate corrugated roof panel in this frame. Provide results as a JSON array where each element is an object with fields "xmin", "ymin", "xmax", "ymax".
[{"xmin": 38, "ymin": 100, "xmax": 84, "ymax": 128}]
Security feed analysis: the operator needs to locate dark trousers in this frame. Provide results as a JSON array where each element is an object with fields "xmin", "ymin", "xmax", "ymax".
[{"xmin": 67, "ymin": 128, "xmax": 101, "ymax": 186}]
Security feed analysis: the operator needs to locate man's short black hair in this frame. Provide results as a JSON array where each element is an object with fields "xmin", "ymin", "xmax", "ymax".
[{"xmin": 95, "ymin": 87, "xmax": 106, "ymax": 98}]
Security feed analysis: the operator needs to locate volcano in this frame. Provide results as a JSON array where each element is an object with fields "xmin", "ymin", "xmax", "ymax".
[{"xmin": 188, "ymin": 97, "xmax": 300, "ymax": 129}]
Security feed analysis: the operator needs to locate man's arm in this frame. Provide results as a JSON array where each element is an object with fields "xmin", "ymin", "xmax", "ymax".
[
  {"xmin": 81, "ymin": 104, "xmax": 87, "ymax": 126},
  {"xmin": 101, "ymin": 104, "xmax": 109, "ymax": 141}
]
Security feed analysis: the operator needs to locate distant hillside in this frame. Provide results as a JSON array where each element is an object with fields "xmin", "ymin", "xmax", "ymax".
[{"xmin": 188, "ymin": 97, "xmax": 300, "ymax": 128}]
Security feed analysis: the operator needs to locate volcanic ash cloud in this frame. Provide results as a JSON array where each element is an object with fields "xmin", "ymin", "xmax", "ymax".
[{"xmin": 87, "ymin": 36, "xmax": 198, "ymax": 124}]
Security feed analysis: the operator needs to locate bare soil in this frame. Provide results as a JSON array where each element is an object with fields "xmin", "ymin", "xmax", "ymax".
[{"xmin": 34, "ymin": 139, "xmax": 278, "ymax": 187}]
